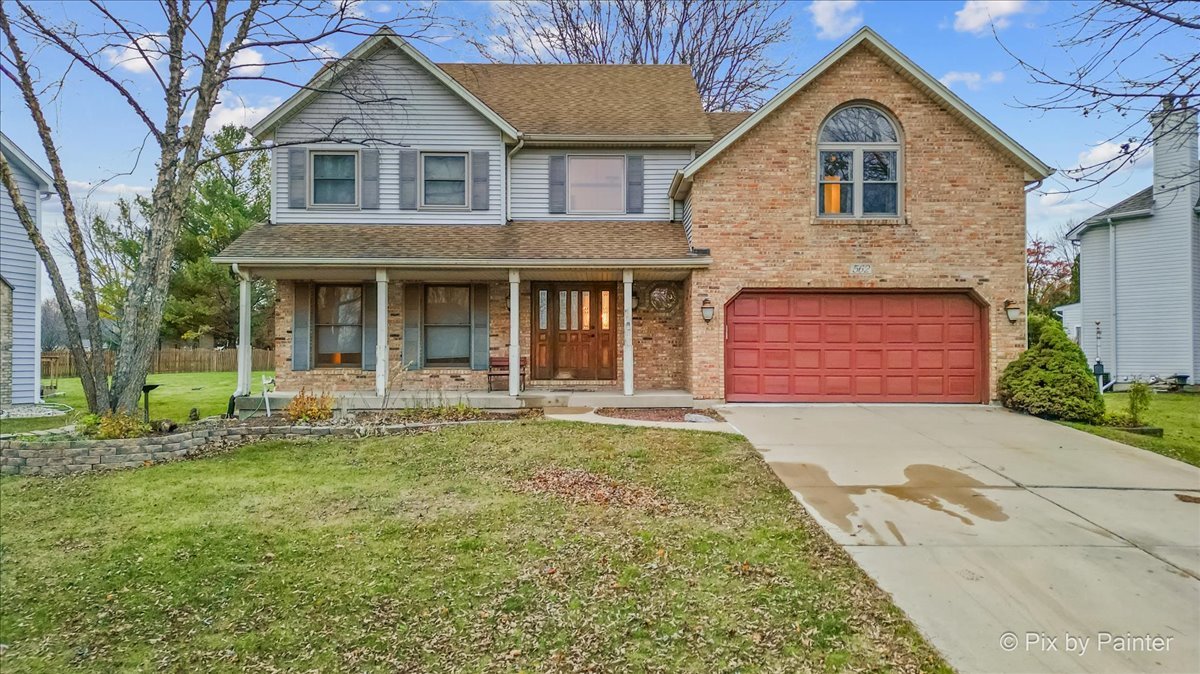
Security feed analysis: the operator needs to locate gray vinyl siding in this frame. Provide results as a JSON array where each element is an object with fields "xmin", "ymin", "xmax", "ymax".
[
  {"xmin": 1077, "ymin": 215, "xmax": 1198, "ymax": 381},
  {"xmin": 0, "ymin": 148, "xmax": 41, "ymax": 404},
  {"xmin": 510, "ymin": 148, "xmax": 690, "ymax": 220},
  {"xmin": 273, "ymin": 47, "xmax": 505, "ymax": 225},
  {"xmin": 1194, "ymin": 209, "xmax": 1199, "ymax": 383}
]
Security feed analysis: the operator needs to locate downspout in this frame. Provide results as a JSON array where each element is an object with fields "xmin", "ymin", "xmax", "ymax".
[
  {"xmin": 1107, "ymin": 217, "xmax": 1118, "ymax": 382},
  {"xmin": 505, "ymin": 136, "xmax": 525, "ymax": 222}
]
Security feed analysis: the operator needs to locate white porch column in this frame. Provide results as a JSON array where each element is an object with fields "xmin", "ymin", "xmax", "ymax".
[
  {"xmin": 509, "ymin": 269, "xmax": 521, "ymax": 396},
  {"xmin": 375, "ymin": 268, "xmax": 389, "ymax": 397},
  {"xmin": 235, "ymin": 268, "xmax": 252, "ymax": 396},
  {"xmin": 622, "ymin": 269, "xmax": 634, "ymax": 396}
]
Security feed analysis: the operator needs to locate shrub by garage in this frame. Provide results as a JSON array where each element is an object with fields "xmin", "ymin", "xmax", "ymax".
[{"xmin": 999, "ymin": 316, "xmax": 1105, "ymax": 423}]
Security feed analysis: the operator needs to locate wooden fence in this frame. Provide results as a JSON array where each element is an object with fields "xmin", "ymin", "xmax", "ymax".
[{"xmin": 42, "ymin": 348, "xmax": 273, "ymax": 378}]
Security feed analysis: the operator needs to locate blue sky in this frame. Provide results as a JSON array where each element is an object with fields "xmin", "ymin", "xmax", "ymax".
[{"xmin": 1, "ymin": 0, "xmax": 1187, "ymax": 257}]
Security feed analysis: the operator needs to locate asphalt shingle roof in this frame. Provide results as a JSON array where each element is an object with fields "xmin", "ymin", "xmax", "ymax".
[
  {"xmin": 437, "ymin": 63, "xmax": 712, "ymax": 138},
  {"xmin": 215, "ymin": 221, "xmax": 699, "ymax": 262},
  {"xmin": 1084, "ymin": 186, "xmax": 1154, "ymax": 223},
  {"xmin": 700, "ymin": 111, "xmax": 753, "ymax": 151}
]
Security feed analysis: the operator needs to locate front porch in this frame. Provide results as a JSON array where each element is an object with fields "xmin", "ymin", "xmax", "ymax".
[{"xmin": 230, "ymin": 263, "xmax": 699, "ymax": 410}]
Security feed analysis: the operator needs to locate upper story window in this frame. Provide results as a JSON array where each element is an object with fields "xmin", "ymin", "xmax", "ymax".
[
  {"xmin": 421, "ymin": 152, "xmax": 468, "ymax": 208},
  {"xmin": 818, "ymin": 105, "xmax": 900, "ymax": 218},
  {"xmin": 568, "ymin": 155, "xmax": 625, "ymax": 214},
  {"xmin": 311, "ymin": 152, "xmax": 358, "ymax": 206}
]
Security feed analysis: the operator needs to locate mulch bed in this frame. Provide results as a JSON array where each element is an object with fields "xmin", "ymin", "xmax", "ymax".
[
  {"xmin": 514, "ymin": 466, "xmax": 676, "ymax": 514},
  {"xmin": 594, "ymin": 407, "xmax": 724, "ymax": 423}
]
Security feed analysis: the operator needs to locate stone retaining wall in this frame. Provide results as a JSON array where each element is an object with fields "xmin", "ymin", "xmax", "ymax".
[{"xmin": 0, "ymin": 421, "xmax": 501, "ymax": 477}]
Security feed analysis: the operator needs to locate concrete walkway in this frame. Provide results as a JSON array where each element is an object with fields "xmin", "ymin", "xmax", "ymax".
[
  {"xmin": 720, "ymin": 404, "xmax": 1200, "ymax": 674},
  {"xmin": 543, "ymin": 408, "xmax": 739, "ymax": 434}
]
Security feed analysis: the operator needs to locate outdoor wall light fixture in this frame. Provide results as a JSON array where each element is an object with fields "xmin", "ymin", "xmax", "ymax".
[
  {"xmin": 701, "ymin": 298, "xmax": 715, "ymax": 322},
  {"xmin": 1004, "ymin": 300, "xmax": 1021, "ymax": 324},
  {"xmin": 630, "ymin": 290, "xmax": 640, "ymax": 311}
]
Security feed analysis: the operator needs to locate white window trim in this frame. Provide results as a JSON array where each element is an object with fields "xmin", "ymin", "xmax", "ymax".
[
  {"xmin": 419, "ymin": 151, "xmax": 471, "ymax": 211},
  {"xmin": 566, "ymin": 154, "xmax": 627, "ymax": 215},
  {"xmin": 816, "ymin": 105, "xmax": 902, "ymax": 219},
  {"xmin": 421, "ymin": 283, "xmax": 474, "ymax": 368},
  {"xmin": 311, "ymin": 283, "xmax": 365, "ymax": 369},
  {"xmin": 308, "ymin": 150, "xmax": 360, "ymax": 209}
]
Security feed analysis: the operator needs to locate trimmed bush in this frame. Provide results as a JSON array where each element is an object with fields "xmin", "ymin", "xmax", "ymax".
[
  {"xmin": 1127, "ymin": 381, "xmax": 1152, "ymax": 426},
  {"xmin": 999, "ymin": 321, "xmax": 1104, "ymax": 423},
  {"xmin": 1026, "ymin": 311, "xmax": 1055, "ymax": 346}
]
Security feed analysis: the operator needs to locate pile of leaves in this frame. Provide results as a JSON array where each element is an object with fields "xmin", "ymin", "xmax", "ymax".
[
  {"xmin": 515, "ymin": 466, "xmax": 675, "ymax": 514},
  {"xmin": 999, "ymin": 315, "xmax": 1104, "ymax": 423}
]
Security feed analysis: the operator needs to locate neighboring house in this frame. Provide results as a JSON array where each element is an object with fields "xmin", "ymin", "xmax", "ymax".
[
  {"xmin": 0, "ymin": 133, "xmax": 50, "ymax": 408},
  {"xmin": 215, "ymin": 27, "xmax": 1051, "ymax": 405},
  {"xmin": 1054, "ymin": 301, "xmax": 1083, "ymax": 346},
  {"xmin": 1065, "ymin": 98, "xmax": 1199, "ymax": 384}
]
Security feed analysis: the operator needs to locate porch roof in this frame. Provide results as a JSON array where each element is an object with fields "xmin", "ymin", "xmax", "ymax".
[{"xmin": 214, "ymin": 220, "xmax": 707, "ymax": 268}]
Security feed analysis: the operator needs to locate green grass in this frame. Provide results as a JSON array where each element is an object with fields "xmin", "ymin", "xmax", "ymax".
[
  {"xmin": 0, "ymin": 371, "xmax": 272, "ymax": 435},
  {"xmin": 0, "ymin": 423, "xmax": 947, "ymax": 673},
  {"xmin": 1063, "ymin": 392, "xmax": 1200, "ymax": 467}
]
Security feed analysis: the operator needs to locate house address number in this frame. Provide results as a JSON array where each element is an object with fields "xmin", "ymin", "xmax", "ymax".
[{"xmin": 849, "ymin": 263, "xmax": 873, "ymax": 275}]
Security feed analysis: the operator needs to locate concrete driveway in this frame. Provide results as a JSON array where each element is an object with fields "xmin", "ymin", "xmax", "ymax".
[{"xmin": 720, "ymin": 404, "xmax": 1200, "ymax": 674}]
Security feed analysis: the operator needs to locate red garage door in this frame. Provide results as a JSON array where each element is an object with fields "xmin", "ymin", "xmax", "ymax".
[{"xmin": 725, "ymin": 291, "xmax": 984, "ymax": 403}]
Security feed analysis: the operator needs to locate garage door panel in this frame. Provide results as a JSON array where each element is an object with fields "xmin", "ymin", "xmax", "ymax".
[{"xmin": 725, "ymin": 291, "xmax": 983, "ymax": 403}]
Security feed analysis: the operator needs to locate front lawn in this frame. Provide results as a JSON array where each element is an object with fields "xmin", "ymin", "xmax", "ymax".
[
  {"xmin": 1063, "ymin": 392, "xmax": 1200, "ymax": 467},
  {"xmin": 0, "ymin": 371, "xmax": 272, "ymax": 435},
  {"xmin": 0, "ymin": 422, "xmax": 947, "ymax": 672}
]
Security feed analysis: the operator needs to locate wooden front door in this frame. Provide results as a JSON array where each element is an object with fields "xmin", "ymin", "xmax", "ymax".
[{"xmin": 531, "ymin": 283, "xmax": 617, "ymax": 380}]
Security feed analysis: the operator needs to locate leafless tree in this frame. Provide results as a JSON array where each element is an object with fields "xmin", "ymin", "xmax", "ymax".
[
  {"xmin": 1002, "ymin": 0, "xmax": 1199, "ymax": 190},
  {"xmin": 0, "ymin": 0, "xmax": 446, "ymax": 414},
  {"xmin": 467, "ymin": 0, "xmax": 793, "ymax": 111}
]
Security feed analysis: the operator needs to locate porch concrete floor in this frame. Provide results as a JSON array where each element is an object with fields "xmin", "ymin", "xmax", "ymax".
[{"xmin": 235, "ymin": 389, "xmax": 696, "ymax": 413}]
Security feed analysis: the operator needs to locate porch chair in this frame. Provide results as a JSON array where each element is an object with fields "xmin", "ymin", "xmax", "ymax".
[{"xmin": 487, "ymin": 356, "xmax": 528, "ymax": 392}]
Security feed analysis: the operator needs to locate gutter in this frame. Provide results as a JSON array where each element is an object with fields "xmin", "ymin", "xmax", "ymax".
[
  {"xmin": 1068, "ymin": 208, "xmax": 1153, "ymax": 241},
  {"xmin": 522, "ymin": 134, "xmax": 712, "ymax": 145},
  {"xmin": 504, "ymin": 136, "xmax": 525, "ymax": 221},
  {"xmin": 212, "ymin": 256, "xmax": 713, "ymax": 268},
  {"xmin": 1108, "ymin": 217, "xmax": 1118, "ymax": 381}
]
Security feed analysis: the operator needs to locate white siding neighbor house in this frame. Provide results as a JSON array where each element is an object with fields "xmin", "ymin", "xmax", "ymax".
[
  {"xmin": 0, "ymin": 133, "xmax": 52, "ymax": 407},
  {"xmin": 1065, "ymin": 97, "xmax": 1200, "ymax": 384}
]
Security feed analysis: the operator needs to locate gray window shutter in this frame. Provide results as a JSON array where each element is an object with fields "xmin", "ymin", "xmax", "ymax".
[
  {"xmin": 471, "ymin": 284, "xmax": 489, "ymax": 371},
  {"xmin": 288, "ymin": 148, "xmax": 307, "ymax": 209},
  {"xmin": 292, "ymin": 282, "xmax": 312, "ymax": 371},
  {"xmin": 362, "ymin": 282, "xmax": 378, "ymax": 371},
  {"xmin": 402, "ymin": 283, "xmax": 422, "ymax": 369},
  {"xmin": 399, "ymin": 150, "xmax": 419, "ymax": 210},
  {"xmin": 361, "ymin": 149, "xmax": 380, "ymax": 210},
  {"xmin": 471, "ymin": 150, "xmax": 490, "ymax": 211},
  {"xmin": 626, "ymin": 155, "xmax": 644, "ymax": 214},
  {"xmin": 548, "ymin": 154, "xmax": 566, "ymax": 214}
]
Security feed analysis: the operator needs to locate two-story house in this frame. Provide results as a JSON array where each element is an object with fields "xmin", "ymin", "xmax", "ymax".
[
  {"xmin": 215, "ymin": 27, "xmax": 1051, "ymax": 407},
  {"xmin": 1, "ymin": 133, "xmax": 51, "ymax": 409},
  {"xmin": 1058, "ymin": 98, "xmax": 1199, "ymax": 385}
]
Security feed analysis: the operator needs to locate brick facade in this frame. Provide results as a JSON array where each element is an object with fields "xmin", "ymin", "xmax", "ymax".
[
  {"xmin": 272, "ymin": 279, "xmax": 685, "ymax": 394},
  {"xmin": 683, "ymin": 44, "xmax": 1027, "ymax": 402}
]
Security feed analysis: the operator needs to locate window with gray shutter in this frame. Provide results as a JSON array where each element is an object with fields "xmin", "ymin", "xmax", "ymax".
[
  {"xmin": 402, "ymin": 283, "xmax": 422, "ymax": 368},
  {"xmin": 548, "ymin": 154, "xmax": 566, "ymax": 214},
  {"xmin": 471, "ymin": 284, "xmax": 489, "ymax": 370},
  {"xmin": 626, "ymin": 155, "xmax": 644, "ymax": 214},
  {"xmin": 399, "ymin": 150, "xmax": 419, "ymax": 210},
  {"xmin": 362, "ymin": 282, "xmax": 378, "ymax": 371},
  {"xmin": 288, "ymin": 149, "xmax": 307, "ymax": 209},
  {"xmin": 471, "ymin": 151, "xmax": 490, "ymax": 211},
  {"xmin": 361, "ymin": 149, "xmax": 380, "ymax": 210},
  {"xmin": 292, "ymin": 282, "xmax": 312, "ymax": 371}
]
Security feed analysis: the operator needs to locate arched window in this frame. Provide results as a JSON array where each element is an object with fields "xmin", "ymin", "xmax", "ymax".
[{"xmin": 818, "ymin": 105, "xmax": 900, "ymax": 217}]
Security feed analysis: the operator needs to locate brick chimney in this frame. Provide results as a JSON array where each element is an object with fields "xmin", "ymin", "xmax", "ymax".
[{"xmin": 1150, "ymin": 96, "xmax": 1199, "ymax": 219}]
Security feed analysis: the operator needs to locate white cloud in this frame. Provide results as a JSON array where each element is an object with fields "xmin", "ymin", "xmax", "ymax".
[
  {"xmin": 104, "ymin": 34, "xmax": 166, "ymax": 74},
  {"xmin": 309, "ymin": 42, "xmax": 342, "ymax": 61},
  {"xmin": 67, "ymin": 180, "xmax": 152, "ymax": 198},
  {"xmin": 230, "ymin": 48, "xmax": 266, "ymax": 77},
  {"xmin": 205, "ymin": 94, "xmax": 282, "ymax": 132},
  {"xmin": 329, "ymin": 0, "xmax": 367, "ymax": 19},
  {"xmin": 939, "ymin": 70, "xmax": 1005, "ymax": 91},
  {"xmin": 372, "ymin": 2, "xmax": 393, "ymax": 14},
  {"xmin": 808, "ymin": 1, "xmax": 863, "ymax": 40},
  {"xmin": 1069, "ymin": 141, "xmax": 1151, "ymax": 174},
  {"xmin": 954, "ymin": 1, "xmax": 1028, "ymax": 34}
]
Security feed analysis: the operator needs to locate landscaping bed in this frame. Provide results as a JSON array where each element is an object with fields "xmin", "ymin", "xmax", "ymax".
[
  {"xmin": 0, "ymin": 423, "xmax": 947, "ymax": 672},
  {"xmin": 594, "ymin": 407, "xmax": 725, "ymax": 423}
]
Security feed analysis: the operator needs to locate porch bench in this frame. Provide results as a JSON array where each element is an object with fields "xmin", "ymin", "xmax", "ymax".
[{"xmin": 487, "ymin": 356, "xmax": 528, "ymax": 392}]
